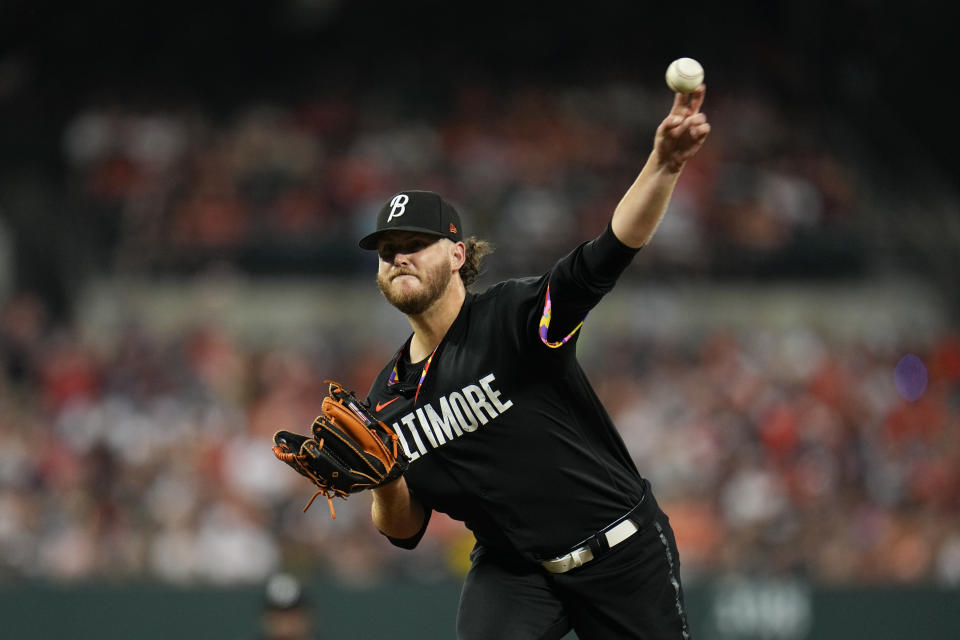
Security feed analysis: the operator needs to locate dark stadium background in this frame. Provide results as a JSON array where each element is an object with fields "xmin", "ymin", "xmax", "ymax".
[{"xmin": 2, "ymin": 0, "xmax": 957, "ymax": 313}]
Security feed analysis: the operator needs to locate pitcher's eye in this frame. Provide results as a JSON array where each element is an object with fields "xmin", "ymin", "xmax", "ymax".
[
  {"xmin": 378, "ymin": 238, "xmax": 435, "ymax": 260},
  {"xmin": 407, "ymin": 239, "xmax": 433, "ymax": 252}
]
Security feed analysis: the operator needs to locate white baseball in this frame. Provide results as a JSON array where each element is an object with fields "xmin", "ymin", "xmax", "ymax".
[{"xmin": 665, "ymin": 57, "xmax": 704, "ymax": 94}]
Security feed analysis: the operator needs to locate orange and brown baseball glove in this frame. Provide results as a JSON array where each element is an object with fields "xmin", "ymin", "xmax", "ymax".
[{"xmin": 273, "ymin": 381, "xmax": 408, "ymax": 518}]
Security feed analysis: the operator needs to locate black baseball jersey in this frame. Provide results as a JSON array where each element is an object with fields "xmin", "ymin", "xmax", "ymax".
[{"xmin": 366, "ymin": 224, "xmax": 645, "ymax": 562}]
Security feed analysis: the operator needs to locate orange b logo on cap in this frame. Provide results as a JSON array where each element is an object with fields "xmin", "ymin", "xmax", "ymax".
[{"xmin": 450, "ymin": 223, "xmax": 457, "ymax": 234}]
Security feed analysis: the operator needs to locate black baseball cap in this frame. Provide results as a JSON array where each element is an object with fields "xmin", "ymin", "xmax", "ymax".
[{"xmin": 359, "ymin": 190, "xmax": 463, "ymax": 250}]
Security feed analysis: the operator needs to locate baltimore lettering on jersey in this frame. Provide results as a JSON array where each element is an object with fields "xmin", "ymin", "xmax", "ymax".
[{"xmin": 391, "ymin": 373, "xmax": 513, "ymax": 461}]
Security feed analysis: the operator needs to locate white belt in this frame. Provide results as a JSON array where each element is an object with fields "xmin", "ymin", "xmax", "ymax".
[{"xmin": 540, "ymin": 518, "xmax": 639, "ymax": 574}]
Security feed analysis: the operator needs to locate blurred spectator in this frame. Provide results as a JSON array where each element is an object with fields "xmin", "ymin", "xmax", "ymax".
[{"xmin": 260, "ymin": 572, "xmax": 317, "ymax": 640}]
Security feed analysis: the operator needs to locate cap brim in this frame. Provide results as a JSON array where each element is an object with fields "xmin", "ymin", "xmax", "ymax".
[{"xmin": 358, "ymin": 227, "xmax": 449, "ymax": 250}]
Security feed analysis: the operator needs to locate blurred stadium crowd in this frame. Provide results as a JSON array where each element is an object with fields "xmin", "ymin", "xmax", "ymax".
[
  {"xmin": 58, "ymin": 81, "xmax": 859, "ymax": 280},
  {"xmin": 1, "ymin": 76, "xmax": 959, "ymax": 590},
  {"xmin": 2, "ymin": 288, "xmax": 959, "ymax": 587}
]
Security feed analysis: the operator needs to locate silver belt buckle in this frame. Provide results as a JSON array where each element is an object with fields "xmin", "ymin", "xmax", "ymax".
[
  {"xmin": 540, "ymin": 517, "xmax": 640, "ymax": 574},
  {"xmin": 543, "ymin": 545, "xmax": 594, "ymax": 574}
]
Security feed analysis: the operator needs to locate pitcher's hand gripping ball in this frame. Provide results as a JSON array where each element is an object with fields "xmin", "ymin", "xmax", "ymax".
[{"xmin": 273, "ymin": 381, "xmax": 409, "ymax": 518}]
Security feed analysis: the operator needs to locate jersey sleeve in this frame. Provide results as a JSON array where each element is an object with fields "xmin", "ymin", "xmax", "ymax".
[{"xmin": 538, "ymin": 222, "xmax": 640, "ymax": 347}]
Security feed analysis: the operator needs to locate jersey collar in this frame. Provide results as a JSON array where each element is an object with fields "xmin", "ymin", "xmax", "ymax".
[{"xmin": 384, "ymin": 293, "xmax": 475, "ymax": 405}]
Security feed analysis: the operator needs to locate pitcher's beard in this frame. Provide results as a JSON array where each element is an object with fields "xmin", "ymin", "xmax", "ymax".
[{"xmin": 377, "ymin": 264, "xmax": 452, "ymax": 315}]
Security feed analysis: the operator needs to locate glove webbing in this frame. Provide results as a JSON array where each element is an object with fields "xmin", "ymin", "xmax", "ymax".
[{"xmin": 273, "ymin": 438, "xmax": 349, "ymax": 519}]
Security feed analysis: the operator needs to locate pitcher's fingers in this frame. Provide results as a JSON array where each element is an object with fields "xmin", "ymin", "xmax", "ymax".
[
  {"xmin": 670, "ymin": 92, "xmax": 691, "ymax": 116},
  {"xmin": 690, "ymin": 122, "xmax": 712, "ymax": 141},
  {"xmin": 669, "ymin": 116, "xmax": 695, "ymax": 138},
  {"xmin": 687, "ymin": 85, "xmax": 706, "ymax": 114},
  {"xmin": 657, "ymin": 114, "xmax": 683, "ymax": 137}
]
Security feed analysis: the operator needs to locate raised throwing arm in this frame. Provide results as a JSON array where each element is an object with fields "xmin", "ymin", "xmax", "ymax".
[{"xmin": 611, "ymin": 86, "xmax": 711, "ymax": 249}]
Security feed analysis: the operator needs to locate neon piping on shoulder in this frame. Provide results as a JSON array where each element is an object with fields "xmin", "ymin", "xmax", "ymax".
[{"xmin": 538, "ymin": 285, "xmax": 585, "ymax": 348}]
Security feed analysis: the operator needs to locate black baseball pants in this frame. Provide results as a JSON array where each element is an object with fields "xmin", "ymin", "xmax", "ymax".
[{"xmin": 455, "ymin": 491, "xmax": 691, "ymax": 640}]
